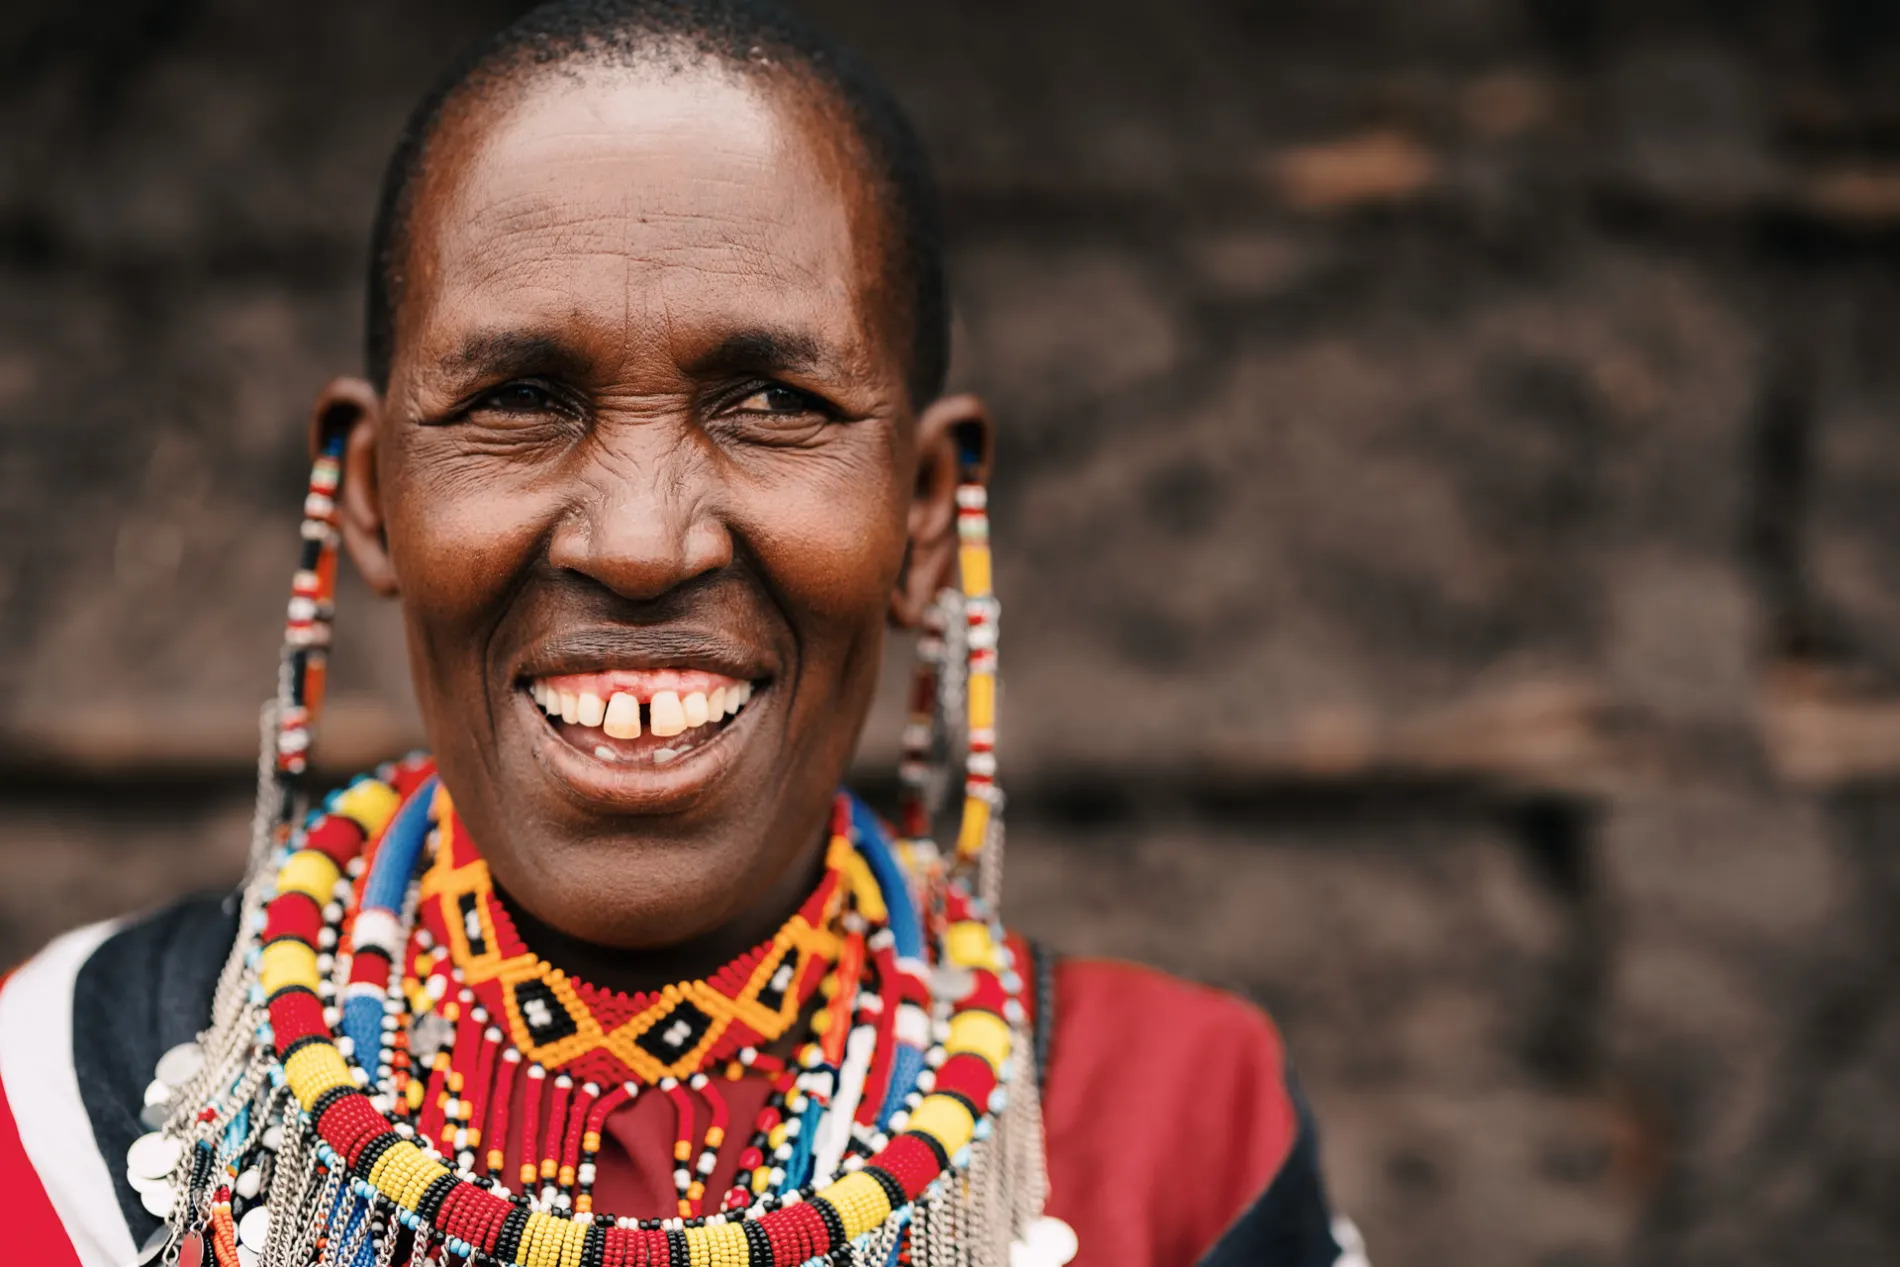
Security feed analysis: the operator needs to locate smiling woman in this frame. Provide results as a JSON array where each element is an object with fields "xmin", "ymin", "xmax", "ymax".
[
  {"xmin": 337, "ymin": 58, "xmax": 928, "ymax": 962},
  {"xmin": 0, "ymin": 4, "xmax": 1347, "ymax": 1267}
]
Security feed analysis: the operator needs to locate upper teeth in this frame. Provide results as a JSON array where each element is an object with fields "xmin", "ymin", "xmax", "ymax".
[
  {"xmin": 576, "ymin": 692, "xmax": 605, "ymax": 728},
  {"xmin": 603, "ymin": 693, "xmax": 640, "ymax": 738},
  {"xmin": 650, "ymin": 691, "xmax": 686, "ymax": 737},
  {"xmin": 529, "ymin": 681, "xmax": 752, "ymax": 739}
]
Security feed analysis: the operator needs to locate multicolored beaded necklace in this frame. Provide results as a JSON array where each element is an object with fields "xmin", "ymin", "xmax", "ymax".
[{"xmin": 129, "ymin": 430, "xmax": 1074, "ymax": 1266}]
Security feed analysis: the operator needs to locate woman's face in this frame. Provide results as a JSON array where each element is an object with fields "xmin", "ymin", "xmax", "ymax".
[{"xmin": 325, "ymin": 64, "xmax": 974, "ymax": 953}]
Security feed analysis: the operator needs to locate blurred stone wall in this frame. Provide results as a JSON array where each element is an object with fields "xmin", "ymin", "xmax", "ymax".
[{"xmin": 4, "ymin": 2, "xmax": 1900, "ymax": 1263}]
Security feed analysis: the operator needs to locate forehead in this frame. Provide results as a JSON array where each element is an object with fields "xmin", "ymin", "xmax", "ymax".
[{"xmin": 397, "ymin": 64, "xmax": 894, "ymax": 382}]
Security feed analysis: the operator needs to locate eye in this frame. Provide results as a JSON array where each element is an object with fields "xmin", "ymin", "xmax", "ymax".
[
  {"xmin": 470, "ymin": 380, "xmax": 567, "ymax": 416},
  {"xmin": 731, "ymin": 384, "xmax": 831, "ymax": 418}
]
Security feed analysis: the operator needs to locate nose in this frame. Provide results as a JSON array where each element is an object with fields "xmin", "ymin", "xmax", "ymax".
[{"xmin": 545, "ymin": 441, "xmax": 733, "ymax": 603}]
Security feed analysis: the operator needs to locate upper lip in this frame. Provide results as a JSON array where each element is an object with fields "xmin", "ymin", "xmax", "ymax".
[{"xmin": 512, "ymin": 627, "xmax": 775, "ymax": 685}]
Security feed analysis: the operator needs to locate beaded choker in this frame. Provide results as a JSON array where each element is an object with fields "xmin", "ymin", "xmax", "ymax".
[{"xmin": 413, "ymin": 802, "xmax": 846, "ymax": 1086}]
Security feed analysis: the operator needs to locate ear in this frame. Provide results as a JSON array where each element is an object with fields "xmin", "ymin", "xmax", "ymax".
[
  {"xmin": 312, "ymin": 377, "xmax": 399, "ymax": 597},
  {"xmin": 891, "ymin": 393, "xmax": 993, "ymax": 628}
]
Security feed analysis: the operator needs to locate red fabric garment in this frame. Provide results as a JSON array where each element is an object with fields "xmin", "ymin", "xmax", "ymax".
[
  {"xmin": 482, "ymin": 957, "xmax": 1297, "ymax": 1267},
  {"xmin": 0, "ymin": 987, "xmax": 87, "ymax": 1267},
  {"xmin": 588, "ymin": 1076, "xmax": 776, "ymax": 1215},
  {"xmin": 1041, "ymin": 959, "xmax": 1300, "ymax": 1267},
  {"xmin": 483, "ymin": 1065, "xmax": 778, "ymax": 1217}
]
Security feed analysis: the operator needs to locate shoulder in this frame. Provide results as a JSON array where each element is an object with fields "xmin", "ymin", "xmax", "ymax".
[
  {"xmin": 1050, "ymin": 957, "xmax": 1289, "ymax": 1078},
  {"xmin": 1036, "ymin": 956, "xmax": 1345, "ymax": 1267},
  {"xmin": 1042, "ymin": 958, "xmax": 1296, "ymax": 1158},
  {"xmin": 0, "ymin": 893, "xmax": 237, "ymax": 1263}
]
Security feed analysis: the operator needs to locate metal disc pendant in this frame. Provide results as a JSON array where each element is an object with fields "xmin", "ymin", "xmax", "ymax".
[
  {"xmin": 238, "ymin": 1205, "xmax": 271, "ymax": 1252},
  {"xmin": 154, "ymin": 1041, "xmax": 205, "ymax": 1088},
  {"xmin": 127, "ymin": 1168, "xmax": 172, "ymax": 1197},
  {"xmin": 127, "ymin": 1131, "xmax": 182, "ymax": 1180},
  {"xmin": 175, "ymin": 1229, "xmax": 205, "ymax": 1267},
  {"xmin": 1010, "ymin": 1217, "xmax": 1079, "ymax": 1267},
  {"xmin": 139, "ymin": 1078, "xmax": 173, "ymax": 1131},
  {"xmin": 139, "ymin": 1181, "xmax": 176, "ymax": 1219}
]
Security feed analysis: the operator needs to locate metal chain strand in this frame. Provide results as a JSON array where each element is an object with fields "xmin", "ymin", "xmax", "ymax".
[
  {"xmin": 861, "ymin": 1214, "xmax": 904, "ymax": 1266},
  {"xmin": 291, "ymin": 1158, "xmax": 343, "ymax": 1267},
  {"xmin": 263, "ymin": 1114, "xmax": 321, "ymax": 1267},
  {"xmin": 146, "ymin": 697, "xmax": 294, "ymax": 1267},
  {"xmin": 976, "ymin": 797, "xmax": 1006, "ymax": 918},
  {"xmin": 306, "ymin": 1169, "xmax": 344, "ymax": 1266},
  {"xmin": 338, "ymin": 1191, "xmax": 381, "ymax": 1266},
  {"xmin": 205, "ymin": 700, "xmax": 277, "ymax": 1036},
  {"xmin": 1005, "ymin": 1045, "xmax": 1049, "ymax": 1245},
  {"xmin": 917, "ymin": 1181, "xmax": 948, "ymax": 1267},
  {"xmin": 249, "ymin": 698, "xmax": 284, "ymax": 875},
  {"xmin": 374, "ymin": 1210, "xmax": 402, "ymax": 1267},
  {"xmin": 934, "ymin": 587, "xmax": 969, "ymax": 816}
]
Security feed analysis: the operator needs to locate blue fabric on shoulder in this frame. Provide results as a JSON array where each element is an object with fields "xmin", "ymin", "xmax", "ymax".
[{"xmin": 1195, "ymin": 1073, "xmax": 1345, "ymax": 1267}]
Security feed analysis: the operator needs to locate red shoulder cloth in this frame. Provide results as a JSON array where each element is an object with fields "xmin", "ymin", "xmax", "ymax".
[
  {"xmin": 0, "ymin": 973, "xmax": 86, "ymax": 1267},
  {"xmin": 1039, "ymin": 959, "xmax": 1301, "ymax": 1267}
]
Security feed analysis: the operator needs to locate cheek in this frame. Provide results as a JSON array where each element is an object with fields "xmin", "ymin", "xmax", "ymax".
[
  {"xmin": 737, "ymin": 455, "xmax": 907, "ymax": 631},
  {"xmin": 382, "ymin": 445, "xmax": 546, "ymax": 651}
]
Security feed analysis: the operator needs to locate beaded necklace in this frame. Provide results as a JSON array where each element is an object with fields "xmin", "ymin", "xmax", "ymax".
[
  {"xmin": 384, "ymin": 780, "xmax": 915, "ymax": 1221},
  {"xmin": 129, "ymin": 763, "xmax": 1044, "ymax": 1267},
  {"xmin": 129, "ymin": 428, "xmax": 1074, "ymax": 1267}
]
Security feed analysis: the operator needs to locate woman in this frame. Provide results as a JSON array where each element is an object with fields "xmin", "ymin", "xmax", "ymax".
[{"xmin": 0, "ymin": 3, "xmax": 1348, "ymax": 1264}]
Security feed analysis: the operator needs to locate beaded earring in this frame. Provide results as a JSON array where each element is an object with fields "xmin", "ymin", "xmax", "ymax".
[
  {"xmin": 897, "ymin": 434, "xmax": 1006, "ymax": 913},
  {"xmin": 251, "ymin": 429, "xmax": 347, "ymax": 869}
]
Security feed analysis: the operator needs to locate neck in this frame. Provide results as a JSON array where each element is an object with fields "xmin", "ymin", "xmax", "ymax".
[{"xmin": 489, "ymin": 828, "xmax": 832, "ymax": 997}]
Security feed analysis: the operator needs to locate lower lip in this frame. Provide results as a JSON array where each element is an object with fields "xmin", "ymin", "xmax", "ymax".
[{"xmin": 519, "ymin": 686, "xmax": 764, "ymax": 814}]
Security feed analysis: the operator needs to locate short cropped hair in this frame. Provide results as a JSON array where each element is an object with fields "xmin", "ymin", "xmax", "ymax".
[{"xmin": 364, "ymin": 0, "xmax": 948, "ymax": 404}]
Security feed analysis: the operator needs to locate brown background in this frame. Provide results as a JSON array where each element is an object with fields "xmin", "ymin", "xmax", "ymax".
[{"xmin": 5, "ymin": 2, "xmax": 1900, "ymax": 1263}]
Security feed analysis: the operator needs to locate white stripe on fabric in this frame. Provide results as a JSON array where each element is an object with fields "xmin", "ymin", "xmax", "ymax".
[
  {"xmin": 1333, "ymin": 1216, "xmax": 1372, "ymax": 1266},
  {"xmin": 0, "ymin": 920, "xmax": 136, "ymax": 1267}
]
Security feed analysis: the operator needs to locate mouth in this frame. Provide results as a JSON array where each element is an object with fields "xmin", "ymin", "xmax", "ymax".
[{"xmin": 522, "ymin": 668, "xmax": 759, "ymax": 769}]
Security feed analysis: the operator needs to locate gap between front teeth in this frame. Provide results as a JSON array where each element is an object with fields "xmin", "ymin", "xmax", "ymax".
[{"xmin": 530, "ymin": 681, "xmax": 752, "ymax": 740}]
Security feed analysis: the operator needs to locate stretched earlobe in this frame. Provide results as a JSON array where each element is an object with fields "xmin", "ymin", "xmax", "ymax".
[
  {"xmin": 891, "ymin": 393, "xmax": 993, "ymax": 628},
  {"xmin": 311, "ymin": 377, "xmax": 399, "ymax": 597}
]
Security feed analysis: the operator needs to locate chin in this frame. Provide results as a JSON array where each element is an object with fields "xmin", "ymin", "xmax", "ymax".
[{"xmin": 493, "ymin": 825, "xmax": 781, "ymax": 953}]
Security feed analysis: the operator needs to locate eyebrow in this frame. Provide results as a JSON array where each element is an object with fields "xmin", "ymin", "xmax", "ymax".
[
  {"xmin": 432, "ymin": 326, "xmax": 843, "ymax": 387},
  {"xmin": 439, "ymin": 330, "xmax": 592, "ymax": 381},
  {"xmin": 684, "ymin": 328, "xmax": 835, "ymax": 382}
]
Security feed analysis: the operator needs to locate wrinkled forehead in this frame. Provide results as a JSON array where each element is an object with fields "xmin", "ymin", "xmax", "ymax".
[{"xmin": 392, "ymin": 63, "xmax": 899, "ymax": 386}]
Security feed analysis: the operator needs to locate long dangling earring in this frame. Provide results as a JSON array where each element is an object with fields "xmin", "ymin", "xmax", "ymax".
[
  {"xmin": 213, "ymin": 429, "xmax": 348, "ymax": 1044},
  {"xmin": 897, "ymin": 436, "xmax": 1005, "ymax": 914},
  {"xmin": 249, "ymin": 430, "xmax": 347, "ymax": 870}
]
